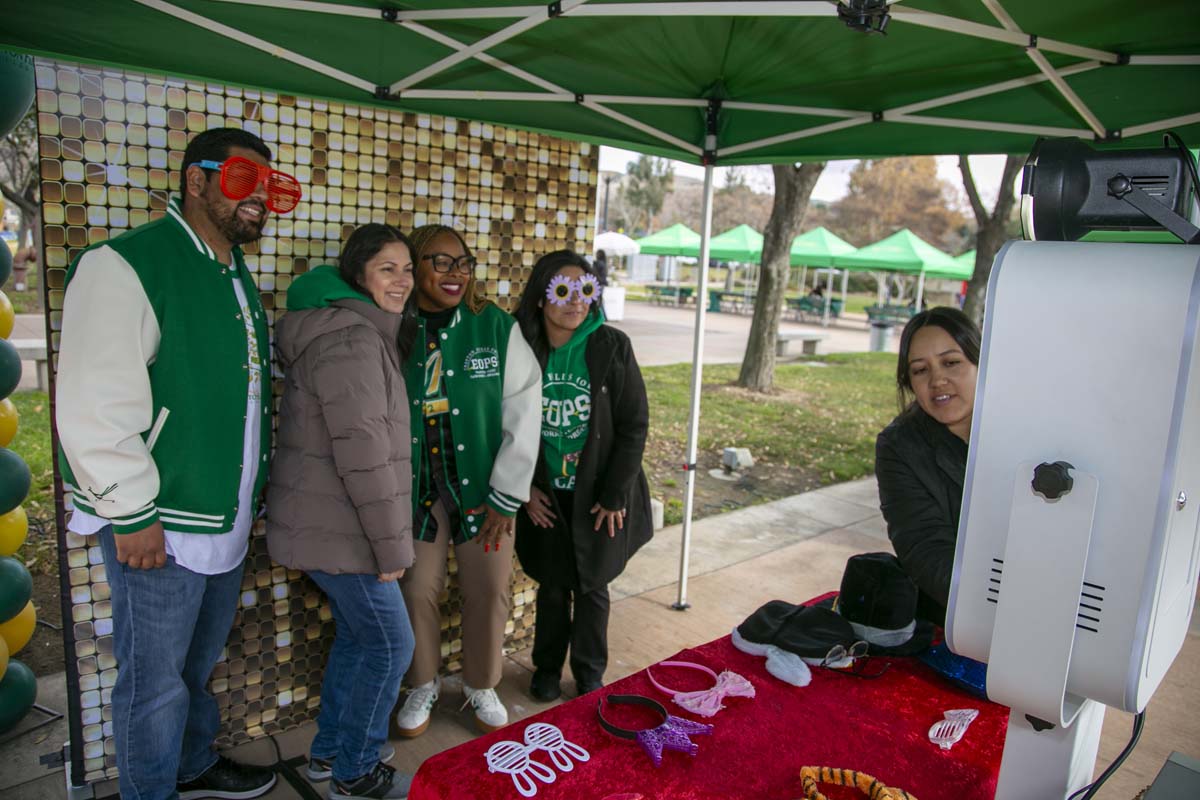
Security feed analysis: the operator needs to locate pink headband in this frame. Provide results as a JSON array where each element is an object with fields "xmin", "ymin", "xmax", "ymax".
[{"xmin": 645, "ymin": 660, "xmax": 756, "ymax": 718}]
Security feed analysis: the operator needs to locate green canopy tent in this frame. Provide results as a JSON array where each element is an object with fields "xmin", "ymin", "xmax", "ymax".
[
  {"xmin": 924, "ymin": 248, "xmax": 977, "ymax": 281},
  {"xmin": 834, "ymin": 228, "xmax": 960, "ymax": 310},
  {"xmin": 704, "ymin": 224, "xmax": 764, "ymax": 308},
  {"xmin": 636, "ymin": 223, "xmax": 702, "ymax": 256},
  {"xmin": 636, "ymin": 223, "xmax": 701, "ymax": 285},
  {"xmin": 790, "ymin": 227, "xmax": 858, "ymax": 325},
  {"xmin": 3, "ymin": 0, "xmax": 1198, "ymax": 614},
  {"xmin": 705, "ymin": 224, "xmax": 764, "ymax": 262}
]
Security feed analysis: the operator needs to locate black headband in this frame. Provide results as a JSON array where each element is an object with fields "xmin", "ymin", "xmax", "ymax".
[{"xmin": 596, "ymin": 694, "xmax": 669, "ymax": 740}]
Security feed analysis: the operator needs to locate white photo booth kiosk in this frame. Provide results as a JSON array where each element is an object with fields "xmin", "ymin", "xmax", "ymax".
[
  {"xmin": 947, "ymin": 137, "xmax": 1200, "ymax": 800},
  {"xmin": 948, "ymin": 240, "xmax": 1200, "ymax": 798}
]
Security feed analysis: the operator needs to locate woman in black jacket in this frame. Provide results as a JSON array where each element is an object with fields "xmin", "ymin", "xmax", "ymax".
[
  {"xmin": 513, "ymin": 250, "xmax": 653, "ymax": 701},
  {"xmin": 875, "ymin": 307, "xmax": 980, "ymax": 626}
]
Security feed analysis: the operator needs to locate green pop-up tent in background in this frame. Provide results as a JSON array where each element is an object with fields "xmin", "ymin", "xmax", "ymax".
[
  {"xmin": 0, "ymin": 49, "xmax": 39, "ymax": 736},
  {"xmin": 790, "ymin": 228, "xmax": 859, "ymax": 323},
  {"xmin": 834, "ymin": 229, "xmax": 961, "ymax": 308}
]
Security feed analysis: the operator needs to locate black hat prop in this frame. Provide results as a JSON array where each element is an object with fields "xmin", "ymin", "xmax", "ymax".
[
  {"xmin": 735, "ymin": 600, "xmax": 857, "ymax": 660},
  {"xmin": 829, "ymin": 552, "xmax": 935, "ymax": 656}
]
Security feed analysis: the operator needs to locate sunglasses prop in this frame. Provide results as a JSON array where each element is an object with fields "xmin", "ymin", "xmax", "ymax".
[
  {"xmin": 546, "ymin": 273, "xmax": 601, "ymax": 306},
  {"xmin": 196, "ymin": 156, "xmax": 302, "ymax": 214}
]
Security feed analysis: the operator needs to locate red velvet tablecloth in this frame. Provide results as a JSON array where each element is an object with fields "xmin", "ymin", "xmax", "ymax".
[{"xmin": 408, "ymin": 633, "xmax": 1008, "ymax": 800}]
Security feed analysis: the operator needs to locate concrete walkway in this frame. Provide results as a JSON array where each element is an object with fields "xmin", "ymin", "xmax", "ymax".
[
  {"xmin": 608, "ymin": 300, "xmax": 896, "ymax": 367},
  {"xmin": 2, "ymin": 477, "xmax": 1195, "ymax": 799}
]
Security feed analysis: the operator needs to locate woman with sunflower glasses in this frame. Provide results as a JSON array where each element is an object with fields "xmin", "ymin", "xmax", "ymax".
[
  {"xmin": 512, "ymin": 250, "xmax": 653, "ymax": 703},
  {"xmin": 394, "ymin": 225, "xmax": 542, "ymax": 737}
]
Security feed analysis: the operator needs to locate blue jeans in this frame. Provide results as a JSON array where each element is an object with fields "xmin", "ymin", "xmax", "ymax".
[
  {"xmin": 307, "ymin": 571, "xmax": 414, "ymax": 783},
  {"xmin": 98, "ymin": 525, "xmax": 244, "ymax": 800}
]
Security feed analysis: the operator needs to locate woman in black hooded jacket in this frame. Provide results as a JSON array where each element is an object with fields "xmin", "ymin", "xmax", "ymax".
[{"xmin": 513, "ymin": 249, "xmax": 653, "ymax": 702}]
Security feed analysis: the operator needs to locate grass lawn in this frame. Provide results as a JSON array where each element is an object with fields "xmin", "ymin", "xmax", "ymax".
[
  {"xmin": 7, "ymin": 352, "xmax": 899, "ymax": 572},
  {"xmin": 841, "ymin": 293, "xmax": 877, "ymax": 315},
  {"xmin": 641, "ymin": 353, "xmax": 897, "ymax": 524},
  {"xmin": 8, "ymin": 391, "xmax": 56, "ymax": 574},
  {"xmin": 6, "ymin": 268, "xmax": 43, "ymax": 314}
]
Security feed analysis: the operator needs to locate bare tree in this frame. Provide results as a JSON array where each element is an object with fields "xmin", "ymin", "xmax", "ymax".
[
  {"xmin": 0, "ymin": 110, "xmax": 41, "ymax": 285},
  {"xmin": 737, "ymin": 162, "xmax": 825, "ymax": 392},
  {"xmin": 959, "ymin": 155, "xmax": 1024, "ymax": 325}
]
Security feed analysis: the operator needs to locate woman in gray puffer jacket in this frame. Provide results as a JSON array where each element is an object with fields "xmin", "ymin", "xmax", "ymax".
[{"xmin": 267, "ymin": 223, "xmax": 418, "ymax": 799}]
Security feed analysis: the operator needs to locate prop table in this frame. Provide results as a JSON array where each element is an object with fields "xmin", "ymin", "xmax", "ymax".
[{"xmin": 409, "ymin": 630, "xmax": 1008, "ymax": 799}]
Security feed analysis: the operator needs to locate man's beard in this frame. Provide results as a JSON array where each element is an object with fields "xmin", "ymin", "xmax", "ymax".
[{"xmin": 209, "ymin": 199, "xmax": 267, "ymax": 245}]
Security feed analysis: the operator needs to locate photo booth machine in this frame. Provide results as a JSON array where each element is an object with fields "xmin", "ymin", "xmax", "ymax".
[{"xmin": 947, "ymin": 137, "xmax": 1200, "ymax": 799}]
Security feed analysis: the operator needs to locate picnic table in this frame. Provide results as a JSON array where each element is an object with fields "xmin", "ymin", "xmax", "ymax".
[
  {"xmin": 707, "ymin": 289, "xmax": 754, "ymax": 314},
  {"xmin": 786, "ymin": 295, "xmax": 844, "ymax": 322},
  {"xmin": 646, "ymin": 284, "xmax": 694, "ymax": 306},
  {"xmin": 865, "ymin": 304, "xmax": 917, "ymax": 326}
]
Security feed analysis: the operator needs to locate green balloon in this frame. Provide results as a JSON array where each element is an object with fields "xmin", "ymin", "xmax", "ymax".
[
  {"xmin": 0, "ymin": 244, "xmax": 10, "ymax": 288},
  {"xmin": 0, "ymin": 51, "xmax": 35, "ymax": 139},
  {"xmin": 0, "ymin": 450, "xmax": 30, "ymax": 516},
  {"xmin": 0, "ymin": 556, "xmax": 31, "ymax": 623},
  {"xmin": 0, "ymin": 339, "xmax": 20, "ymax": 398},
  {"xmin": 0, "ymin": 658, "xmax": 36, "ymax": 733}
]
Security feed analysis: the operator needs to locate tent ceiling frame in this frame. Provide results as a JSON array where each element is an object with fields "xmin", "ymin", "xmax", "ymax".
[
  {"xmin": 131, "ymin": 0, "xmax": 377, "ymax": 93},
  {"xmin": 981, "ymin": 0, "xmax": 1107, "ymax": 138},
  {"xmin": 130, "ymin": 0, "xmax": 1200, "ymax": 162},
  {"xmin": 388, "ymin": 0, "xmax": 590, "ymax": 93}
]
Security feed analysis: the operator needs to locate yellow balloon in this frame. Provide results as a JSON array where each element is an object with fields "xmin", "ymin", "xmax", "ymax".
[
  {"xmin": 0, "ymin": 506, "xmax": 26, "ymax": 556},
  {"xmin": 0, "ymin": 291, "xmax": 11, "ymax": 339},
  {"xmin": 0, "ymin": 399, "xmax": 15, "ymax": 448},
  {"xmin": 0, "ymin": 633, "xmax": 7, "ymax": 678},
  {"xmin": 0, "ymin": 600, "xmax": 34, "ymax": 655}
]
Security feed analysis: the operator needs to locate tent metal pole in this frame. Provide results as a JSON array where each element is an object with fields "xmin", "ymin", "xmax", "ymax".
[
  {"xmin": 674, "ymin": 159, "xmax": 716, "ymax": 611},
  {"xmin": 841, "ymin": 269, "xmax": 849, "ymax": 307},
  {"xmin": 1124, "ymin": 112, "xmax": 1200, "ymax": 138},
  {"xmin": 916, "ymin": 269, "xmax": 926, "ymax": 310}
]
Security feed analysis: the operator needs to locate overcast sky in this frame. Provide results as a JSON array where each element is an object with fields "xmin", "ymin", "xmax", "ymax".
[{"xmin": 598, "ymin": 147, "xmax": 1015, "ymax": 209}]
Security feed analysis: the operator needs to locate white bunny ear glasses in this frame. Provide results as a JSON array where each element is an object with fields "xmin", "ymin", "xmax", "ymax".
[{"xmin": 484, "ymin": 722, "xmax": 591, "ymax": 797}]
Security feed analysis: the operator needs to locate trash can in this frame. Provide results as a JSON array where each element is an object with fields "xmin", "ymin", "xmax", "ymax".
[
  {"xmin": 868, "ymin": 320, "xmax": 893, "ymax": 352},
  {"xmin": 602, "ymin": 285, "xmax": 626, "ymax": 321}
]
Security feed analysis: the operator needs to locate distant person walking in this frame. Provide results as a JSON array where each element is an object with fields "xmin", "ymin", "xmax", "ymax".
[{"xmin": 592, "ymin": 249, "xmax": 609, "ymax": 286}]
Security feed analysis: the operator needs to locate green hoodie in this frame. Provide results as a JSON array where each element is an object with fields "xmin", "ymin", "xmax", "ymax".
[
  {"xmin": 541, "ymin": 308, "xmax": 605, "ymax": 490},
  {"xmin": 286, "ymin": 264, "xmax": 374, "ymax": 310}
]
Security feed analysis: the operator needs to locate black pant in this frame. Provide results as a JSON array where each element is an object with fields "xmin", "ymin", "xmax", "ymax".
[{"xmin": 531, "ymin": 583, "xmax": 611, "ymax": 685}]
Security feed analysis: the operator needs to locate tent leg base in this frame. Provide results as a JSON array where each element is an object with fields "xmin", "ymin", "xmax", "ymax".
[{"xmin": 670, "ymin": 601, "xmax": 691, "ymax": 612}]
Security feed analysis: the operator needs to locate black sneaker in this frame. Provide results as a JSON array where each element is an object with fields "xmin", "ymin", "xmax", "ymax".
[
  {"xmin": 529, "ymin": 670, "xmax": 562, "ymax": 702},
  {"xmin": 330, "ymin": 762, "xmax": 413, "ymax": 799},
  {"xmin": 177, "ymin": 755, "xmax": 277, "ymax": 800},
  {"xmin": 575, "ymin": 679, "xmax": 604, "ymax": 697},
  {"xmin": 306, "ymin": 744, "xmax": 397, "ymax": 782}
]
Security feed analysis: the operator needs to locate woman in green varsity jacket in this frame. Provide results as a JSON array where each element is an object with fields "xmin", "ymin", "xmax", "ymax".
[
  {"xmin": 512, "ymin": 250, "xmax": 653, "ymax": 702},
  {"xmin": 394, "ymin": 224, "xmax": 542, "ymax": 736}
]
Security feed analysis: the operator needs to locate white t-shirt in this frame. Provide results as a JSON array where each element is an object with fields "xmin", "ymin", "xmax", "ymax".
[{"xmin": 68, "ymin": 271, "xmax": 262, "ymax": 575}]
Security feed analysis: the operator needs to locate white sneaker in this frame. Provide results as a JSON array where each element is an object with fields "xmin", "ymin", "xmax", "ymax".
[
  {"xmin": 461, "ymin": 685, "xmax": 508, "ymax": 733},
  {"xmin": 395, "ymin": 678, "xmax": 439, "ymax": 738}
]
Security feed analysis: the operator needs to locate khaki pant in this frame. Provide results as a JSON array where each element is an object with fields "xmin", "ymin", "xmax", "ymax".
[{"xmin": 400, "ymin": 500, "xmax": 513, "ymax": 689}]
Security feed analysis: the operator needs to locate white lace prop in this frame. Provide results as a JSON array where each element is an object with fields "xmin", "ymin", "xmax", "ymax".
[
  {"xmin": 928, "ymin": 708, "xmax": 980, "ymax": 750},
  {"xmin": 484, "ymin": 740, "xmax": 556, "ymax": 798},
  {"xmin": 524, "ymin": 722, "xmax": 591, "ymax": 772},
  {"xmin": 730, "ymin": 627, "xmax": 813, "ymax": 687}
]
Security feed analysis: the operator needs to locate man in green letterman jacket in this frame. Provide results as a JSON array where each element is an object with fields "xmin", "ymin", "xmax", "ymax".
[{"xmin": 56, "ymin": 129, "xmax": 280, "ymax": 800}]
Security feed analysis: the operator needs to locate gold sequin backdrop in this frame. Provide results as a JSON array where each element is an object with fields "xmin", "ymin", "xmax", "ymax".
[{"xmin": 35, "ymin": 58, "xmax": 598, "ymax": 785}]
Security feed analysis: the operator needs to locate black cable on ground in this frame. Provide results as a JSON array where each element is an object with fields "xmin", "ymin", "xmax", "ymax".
[
  {"xmin": 266, "ymin": 733, "xmax": 324, "ymax": 800},
  {"xmin": 1067, "ymin": 710, "xmax": 1147, "ymax": 800}
]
